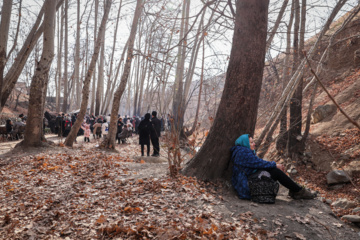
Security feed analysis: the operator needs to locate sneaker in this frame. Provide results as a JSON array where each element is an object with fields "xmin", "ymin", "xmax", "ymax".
[{"xmin": 289, "ymin": 188, "xmax": 317, "ymax": 200}]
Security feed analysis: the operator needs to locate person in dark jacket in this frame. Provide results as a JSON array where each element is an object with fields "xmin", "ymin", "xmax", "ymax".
[
  {"xmin": 116, "ymin": 117, "xmax": 124, "ymax": 144},
  {"xmin": 55, "ymin": 113, "xmax": 63, "ymax": 136},
  {"xmin": 138, "ymin": 113, "xmax": 151, "ymax": 156},
  {"xmin": 5, "ymin": 119, "xmax": 13, "ymax": 134},
  {"xmin": 150, "ymin": 111, "xmax": 161, "ymax": 157},
  {"xmin": 232, "ymin": 134, "xmax": 316, "ymax": 200}
]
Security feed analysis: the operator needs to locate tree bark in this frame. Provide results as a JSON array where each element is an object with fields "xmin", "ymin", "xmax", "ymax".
[
  {"xmin": 62, "ymin": 0, "xmax": 69, "ymax": 113},
  {"xmin": 288, "ymin": 0, "xmax": 302, "ymax": 157},
  {"xmin": 23, "ymin": 0, "xmax": 56, "ymax": 147},
  {"xmin": 95, "ymin": 33, "xmax": 105, "ymax": 115},
  {"xmin": 172, "ymin": 0, "xmax": 188, "ymax": 133},
  {"xmin": 56, "ymin": 5, "xmax": 64, "ymax": 113},
  {"xmin": 75, "ymin": 0, "xmax": 81, "ymax": 108},
  {"xmin": 182, "ymin": 0, "xmax": 269, "ymax": 181},
  {"xmin": 0, "ymin": 0, "xmax": 13, "ymax": 103},
  {"xmin": 0, "ymin": 0, "xmax": 64, "ymax": 113},
  {"xmin": 103, "ymin": 0, "xmax": 143, "ymax": 149},
  {"xmin": 188, "ymin": 33, "xmax": 205, "ymax": 135},
  {"xmin": 64, "ymin": 0, "xmax": 112, "ymax": 147},
  {"xmin": 90, "ymin": 0, "xmax": 99, "ymax": 115}
]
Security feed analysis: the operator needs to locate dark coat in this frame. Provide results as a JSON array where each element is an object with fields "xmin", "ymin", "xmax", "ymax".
[
  {"xmin": 138, "ymin": 118, "xmax": 151, "ymax": 145},
  {"xmin": 117, "ymin": 120, "xmax": 124, "ymax": 133},
  {"xmin": 150, "ymin": 117, "xmax": 161, "ymax": 138},
  {"xmin": 5, "ymin": 120, "xmax": 13, "ymax": 133}
]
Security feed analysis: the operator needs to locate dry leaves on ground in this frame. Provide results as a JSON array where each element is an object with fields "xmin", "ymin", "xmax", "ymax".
[{"xmin": 0, "ymin": 143, "xmax": 277, "ymax": 239}]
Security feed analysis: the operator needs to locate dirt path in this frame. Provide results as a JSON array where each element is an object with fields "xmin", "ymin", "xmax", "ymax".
[{"xmin": 0, "ymin": 135, "xmax": 359, "ymax": 239}]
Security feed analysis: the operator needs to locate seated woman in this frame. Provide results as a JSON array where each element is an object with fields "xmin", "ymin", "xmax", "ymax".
[{"xmin": 231, "ymin": 134, "xmax": 316, "ymax": 200}]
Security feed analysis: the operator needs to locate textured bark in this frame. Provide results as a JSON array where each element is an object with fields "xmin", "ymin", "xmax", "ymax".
[
  {"xmin": 62, "ymin": 0, "xmax": 69, "ymax": 113},
  {"xmin": 56, "ymin": 5, "xmax": 64, "ymax": 113},
  {"xmin": 172, "ymin": 0, "xmax": 188, "ymax": 133},
  {"xmin": 288, "ymin": 0, "xmax": 302, "ymax": 157},
  {"xmin": 182, "ymin": 0, "xmax": 269, "ymax": 181},
  {"xmin": 95, "ymin": 35, "xmax": 105, "ymax": 115},
  {"xmin": 90, "ymin": 0, "xmax": 99, "ymax": 115},
  {"xmin": 64, "ymin": 0, "xmax": 112, "ymax": 147},
  {"xmin": 0, "ymin": 0, "xmax": 64, "ymax": 113},
  {"xmin": 0, "ymin": 0, "xmax": 13, "ymax": 102},
  {"xmin": 188, "ymin": 34, "xmax": 205, "ymax": 136},
  {"xmin": 75, "ymin": 0, "xmax": 81, "ymax": 108},
  {"xmin": 23, "ymin": 0, "xmax": 56, "ymax": 147},
  {"xmin": 103, "ymin": 0, "xmax": 143, "ymax": 149}
]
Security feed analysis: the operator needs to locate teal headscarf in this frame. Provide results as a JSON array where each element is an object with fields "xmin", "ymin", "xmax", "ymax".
[{"xmin": 235, "ymin": 134, "xmax": 256, "ymax": 154}]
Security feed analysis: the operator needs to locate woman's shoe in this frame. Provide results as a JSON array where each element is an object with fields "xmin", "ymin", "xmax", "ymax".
[{"xmin": 289, "ymin": 188, "xmax": 317, "ymax": 199}]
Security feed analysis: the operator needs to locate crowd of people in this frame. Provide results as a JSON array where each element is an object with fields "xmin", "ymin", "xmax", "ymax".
[{"xmin": 53, "ymin": 111, "xmax": 168, "ymax": 157}]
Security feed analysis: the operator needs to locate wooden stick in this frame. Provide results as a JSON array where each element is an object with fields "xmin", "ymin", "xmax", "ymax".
[{"xmin": 303, "ymin": 52, "xmax": 360, "ymax": 130}]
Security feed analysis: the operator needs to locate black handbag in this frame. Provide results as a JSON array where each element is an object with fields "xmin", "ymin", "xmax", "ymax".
[{"xmin": 248, "ymin": 171, "xmax": 279, "ymax": 204}]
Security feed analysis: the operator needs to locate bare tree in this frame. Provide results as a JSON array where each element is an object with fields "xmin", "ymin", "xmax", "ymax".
[
  {"xmin": 64, "ymin": 0, "xmax": 112, "ymax": 147},
  {"xmin": 22, "ymin": 0, "xmax": 56, "ymax": 147},
  {"xmin": 0, "ymin": 0, "xmax": 13, "ymax": 103},
  {"xmin": 62, "ymin": 0, "xmax": 69, "ymax": 113},
  {"xmin": 55, "ymin": 4, "xmax": 64, "ymax": 113},
  {"xmin": 103, "ymin": 0, "xmax": 143, "ymax": 149},
  {"xmin": 183, "ymin": 0, "xmax": 270, "ymax": 180}
]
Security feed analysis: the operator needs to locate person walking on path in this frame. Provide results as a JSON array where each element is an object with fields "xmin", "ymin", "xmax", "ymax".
[
  {"xmin": 138, "ymin": 113, "xmax": 151, "ymax": 156},
  {"xmin": 150, "ymin": 111, "xmax": 161, "ymax": 157}
]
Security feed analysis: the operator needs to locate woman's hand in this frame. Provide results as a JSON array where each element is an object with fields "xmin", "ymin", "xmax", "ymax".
[{"xmin": 276, "ymin": 164, "xmax": 285, "ymax": 172}]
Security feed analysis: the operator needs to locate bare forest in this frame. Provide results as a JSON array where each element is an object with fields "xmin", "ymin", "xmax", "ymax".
[{"xmin": 0, "ymin": 0, "xmax": 360, "ymax": 239}]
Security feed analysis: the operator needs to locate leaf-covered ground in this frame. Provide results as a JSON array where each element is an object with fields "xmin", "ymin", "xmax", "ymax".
[
  {"xmin": 0, "ymin": 137, "xmax": 273, "ymax": 239},
  {"xmin": 0, "ymin": 135, "xmax": 359, "ymax": 239}
]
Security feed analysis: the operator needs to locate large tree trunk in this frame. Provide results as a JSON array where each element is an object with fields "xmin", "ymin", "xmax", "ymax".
[
  {"xmin": 90, "ymin": 0, "xmax": 98, "ymax": 115},
  {"xmin": 288, "ymin": 0, "xmax": 307, "ymax": 157},
  {"xmin": 0, "ymin": 0, "xmax": 64, "ymax": 113},
  {"xmin": 62, "ymin": 0, "xmax": 68, "ymax": 113},
  {"xmin": 75, "ymin": 0, "xmax": 81, "ymax": 108},
  {"xmin": 102, "ymin": 0, "xmax": 143, "ymax": 149},
  {"xmin": 95, "ymin": 32, "xmax": 105, "ymax": 115},
  {"xmin": 0, "ymin": 0, "xmax": 13, "ymax": 103},
  {"xmin": 183, "ymin": 0, "xmax": 269, "ymax": 181},
  {"xmin": 64, "ymin": 0, "xmax": 112, "ymax": 147},
  {"xmin": 22, "ymin": 0, "xmax": 56, "ymax": 147},
  {"xmin": 55, "ymin": 5, "xmax": 64, "ymax": 113},
  {"xmin": 172, "ymin": 0, "xmax": 188, "ymax": 133},
  {"xmin": 288, "ymin": 0, "xmax": 302, "ymax": 157}
]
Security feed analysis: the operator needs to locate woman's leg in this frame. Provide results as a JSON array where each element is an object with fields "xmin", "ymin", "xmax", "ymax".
[
  {"xmin": 141, "ymin": 144, "xmax": 145, "ymax": 156},
  {"xmin": 146, "ymin": 143, "xmax": 150, "ymax": 156},
  {"xmin": 266, "ymin": 168, "xmax": 302, "ymax": 192}
]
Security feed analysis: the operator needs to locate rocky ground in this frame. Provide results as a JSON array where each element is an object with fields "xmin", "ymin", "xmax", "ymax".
[{"xmin": 0, "ymin": 133, "xmax": 359, "ymax": 239}]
